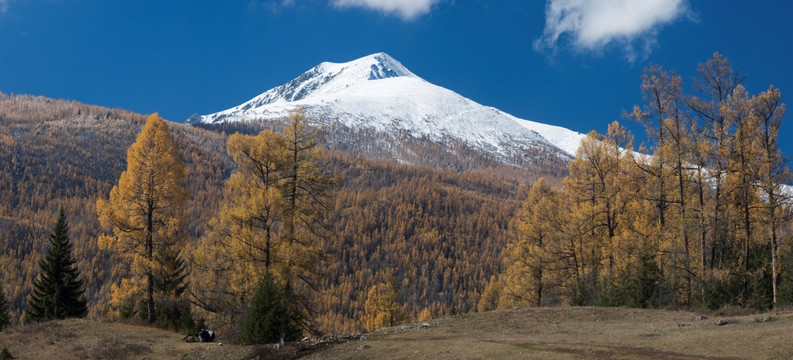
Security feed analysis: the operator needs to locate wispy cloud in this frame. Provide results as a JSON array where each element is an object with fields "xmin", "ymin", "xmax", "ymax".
[
  {"xmin": 331, "ymin": 0, "xmax": 439, "ymax": 21},
  {"xmin": 534, "ymin": 0, "xmax": 689, "ymax": 62},
  {"xmin": 248, "ymin": 0, "xmax": 295, "ymax": 13},
  {"xmin": 0, "ymin": 0, "xmax": 9, "ymax": 14}
]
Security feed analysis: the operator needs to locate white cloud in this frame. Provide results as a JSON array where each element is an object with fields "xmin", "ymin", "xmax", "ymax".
[
  {"xmin": 535, "ymin": 0, "xmax": 688, "ymax": 62},
  {"xmin": 0, "ymin": 0, "xmax": 8, "ymax": 14},
  {"xmin": 331, "ymin": 0, "xmax": 439, "ymax": 20}
]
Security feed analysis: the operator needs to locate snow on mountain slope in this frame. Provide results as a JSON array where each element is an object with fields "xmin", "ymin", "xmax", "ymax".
[
  {"xmin": 195, "ymin": 52, "xmax": 585, "ymax": 159},
  {"xmin": 510, "ymin": 116, "xmax": 587, "ymax": 157}
]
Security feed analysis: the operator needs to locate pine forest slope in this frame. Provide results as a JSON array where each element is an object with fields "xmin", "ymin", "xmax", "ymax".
[{"xmin": 0, "ymin": 92, "xmax": 549, "ymax": 332}]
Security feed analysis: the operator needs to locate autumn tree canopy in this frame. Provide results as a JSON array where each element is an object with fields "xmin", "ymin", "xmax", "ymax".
[
  {"xmin": 499, "ymin": 53, "xmax": 792, "ymax": 310},
  {"xmin": 191, "ymin": 109, "xmax": 333, "ymax": 334},
  {"xmin": 97, "ymin": 113, "xmax": 188, "ymax": 323}
]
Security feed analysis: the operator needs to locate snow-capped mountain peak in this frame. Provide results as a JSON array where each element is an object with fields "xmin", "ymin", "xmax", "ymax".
[
  {"xmin": 194, "ymin": 52, "xmax": 586, "ymax": 163},
  {"xmin": 211, "ymin": 52, "xmax": 418, "ymax": 115},
  {"xmin": 321, "ymin": 52, "xmax": 417, "ymax": 81}
]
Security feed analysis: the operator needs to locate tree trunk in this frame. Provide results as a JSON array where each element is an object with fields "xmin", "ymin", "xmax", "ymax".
[
  {"xmin": 741, "ymin": 182, "xmax": 751, "ymax": 305},
  {"xmin": 678, "ymin": 158, "xmax": 691, "ymax": 305},
  {"xmin": 697, "ymin": 172, "xmax": 707, "ymax": 298},
  {"xmin": 536, "ymin": 235, "xmax": 543, "ymax": 307},
  {"xmin": 771, "ymin": 208, "xmax": 778, "ymax": 307},
  {"xmin": 536, "ymin": 269, "xmax": 543, "ymax": 307},
  {"xmin": 711, "ymin": 176, "xmax": 723, "ymax": 269},
  {"xmin": 147, "ymin": 206, "xmax": 155, "ymax": 324}
]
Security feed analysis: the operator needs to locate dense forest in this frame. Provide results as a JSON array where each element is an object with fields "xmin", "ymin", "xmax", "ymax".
[{"xmin": 0, "ymin": 92, "xmax": 555, "ymax": 335}]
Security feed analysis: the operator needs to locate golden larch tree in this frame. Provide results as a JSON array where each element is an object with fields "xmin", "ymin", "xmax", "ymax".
[
  {"xmin": 97, "ymin": 113, "xmax": 188, "ymax": 323},
  {"xmin": 477, "ymin": 275, "xmax": 503, "ymax": 312},
  {"xmin": 190, "ymin": 109, "xmax": 332, "ymax": 333},
  {"xmin": 723, "ymin": 85, "xmax": 763, "ymax": 304},
  {"xmin": 280, "ymin": 108, "xmax": 333, "ymax": 292},
  {"xmin": 632, "ymin": 64, "xmax": 696, "ymax": 304},
  {"xmin": 688, "ymin": 53, "xmax": 741, "ymax": 271},
  {"xmin": 364, "ymin": 269, "xmax": 405, "ymax": 331},
  {"xmin": 502, "ymin": 178, "xmax": 565, "ymax": 307},
  {"xmin": 754, "ymin": 86, "xmax": 788, "ymax": 307},
  {"xmin": 189, "ymin": 129, "xmax": 289, "ymax": 326}
]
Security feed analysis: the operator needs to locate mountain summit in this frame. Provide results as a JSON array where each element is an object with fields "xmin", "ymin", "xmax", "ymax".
[
  {"xmin": 193, "ymin": 52, "xmax": 585, "ymax": 163},
  {"xmin": 240, "ymin": 52, "xmax": 416, "ymax": 107}
]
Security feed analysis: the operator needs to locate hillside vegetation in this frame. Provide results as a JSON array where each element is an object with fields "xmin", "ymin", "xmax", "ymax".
[
  {"xmin": 0, "ymin": 92, "xmax": 554, "ymax": 333},
  {"xmin": 0, "ymin": 93, "xmax": 228, "ymax": 320},
  {"xmin": 487, "ymin": 54, "xmax": 793, "ymax": 314}
]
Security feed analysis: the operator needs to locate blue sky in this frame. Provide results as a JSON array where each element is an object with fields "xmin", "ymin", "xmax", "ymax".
[{"xmin": 1, "ymin": 0, "xmax": 791, "ymax": 156}]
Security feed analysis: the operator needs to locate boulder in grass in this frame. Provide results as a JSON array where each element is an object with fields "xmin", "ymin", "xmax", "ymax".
[{"xmin": 755, "ymin": 316, "xmax": 771, "ymax": 323}]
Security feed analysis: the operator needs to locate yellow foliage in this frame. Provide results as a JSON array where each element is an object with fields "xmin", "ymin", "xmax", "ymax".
[
  {"xmin": 477, "ymin": 275, "xmax": 502, "ymax": 312},
  {"xmin": 107, "ymin": 277, "xmax": 145, "ymax": 318},
  {"xmin": 502, "ymin": 178, "xmax": 569, "ymax": 307},
  {"xmin": 190, "ymin": 109, "xmax": 331, "ymax": 330},
  {"xmin": 96, "ymin": 114, "xmax": 188, "ymax": 321},
  {"xmin": 364, "ymin": 269, "xmax": 405, "ymax": 331},
  {"xmin": 417, "ymin": 307, "xmax": 433, "ymax": 322}
]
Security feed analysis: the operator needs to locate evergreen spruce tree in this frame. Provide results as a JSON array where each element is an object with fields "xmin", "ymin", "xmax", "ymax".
[
  {"xmin": 153, "ymin": 245, "xmax": 189, "ymax": 298},
  {"xmin": 238, "ymin": 274, "xmax": 301, "ymax": 345},
  {"xmin": 151, "ymin": 244, "xmax": 197, "ymax": 332},
  {"xmin": 28, "ymin": 208, "xmax": 88, "ymax": 321},
  {"xmin": 0, "ymin": 281, "xmax": 10, "ymax": 330}
]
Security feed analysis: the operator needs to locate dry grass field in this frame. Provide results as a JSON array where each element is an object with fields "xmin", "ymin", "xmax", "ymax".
[
  {"xmin": 0, "ymin": 318, "xmax": 252, "ymax": 360},
  {"xmin": 1, "ymin": 307, "xmax": 791, "ymax": 359},
  {"xmin": 313, "ymin": 307, "xmax": 793, "ymax": 360}
]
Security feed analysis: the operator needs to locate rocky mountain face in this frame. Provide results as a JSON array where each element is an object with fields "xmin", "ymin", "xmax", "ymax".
[{"xmin": 191, "ymin": 52, "xmax": 584, "ymax": 172}]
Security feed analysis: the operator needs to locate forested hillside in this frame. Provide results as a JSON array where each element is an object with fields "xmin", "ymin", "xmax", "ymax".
[
  {"xmin": 315, "ymin": 153, "xmax": 529, "ymax": 333},
  {"xmin": 0, "ymin": 93, "xmax": 228, "ymax": 321},
  {"xmin": 0, "ymin": 92, "xmax": 555, "ymax": 333}
]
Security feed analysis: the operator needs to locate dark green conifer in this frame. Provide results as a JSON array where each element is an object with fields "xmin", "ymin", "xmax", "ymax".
[
  {"xmin": 0, "ymin": 281, "xmax": 10, "ymax": 330},
  {"xmin": 153, "ymin": 243, "xmax": 188, "ymax": 298},
  {"xmin": 238, "ymin": 274, "xmax": 302, "ymax": 345},
  {"xmin": 27, "ymin": 208, "xmax": 88, "ymax": 321},
  {"xmin": 151, "ymin": 243, "xmax": 197, "ymax": 332}
]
